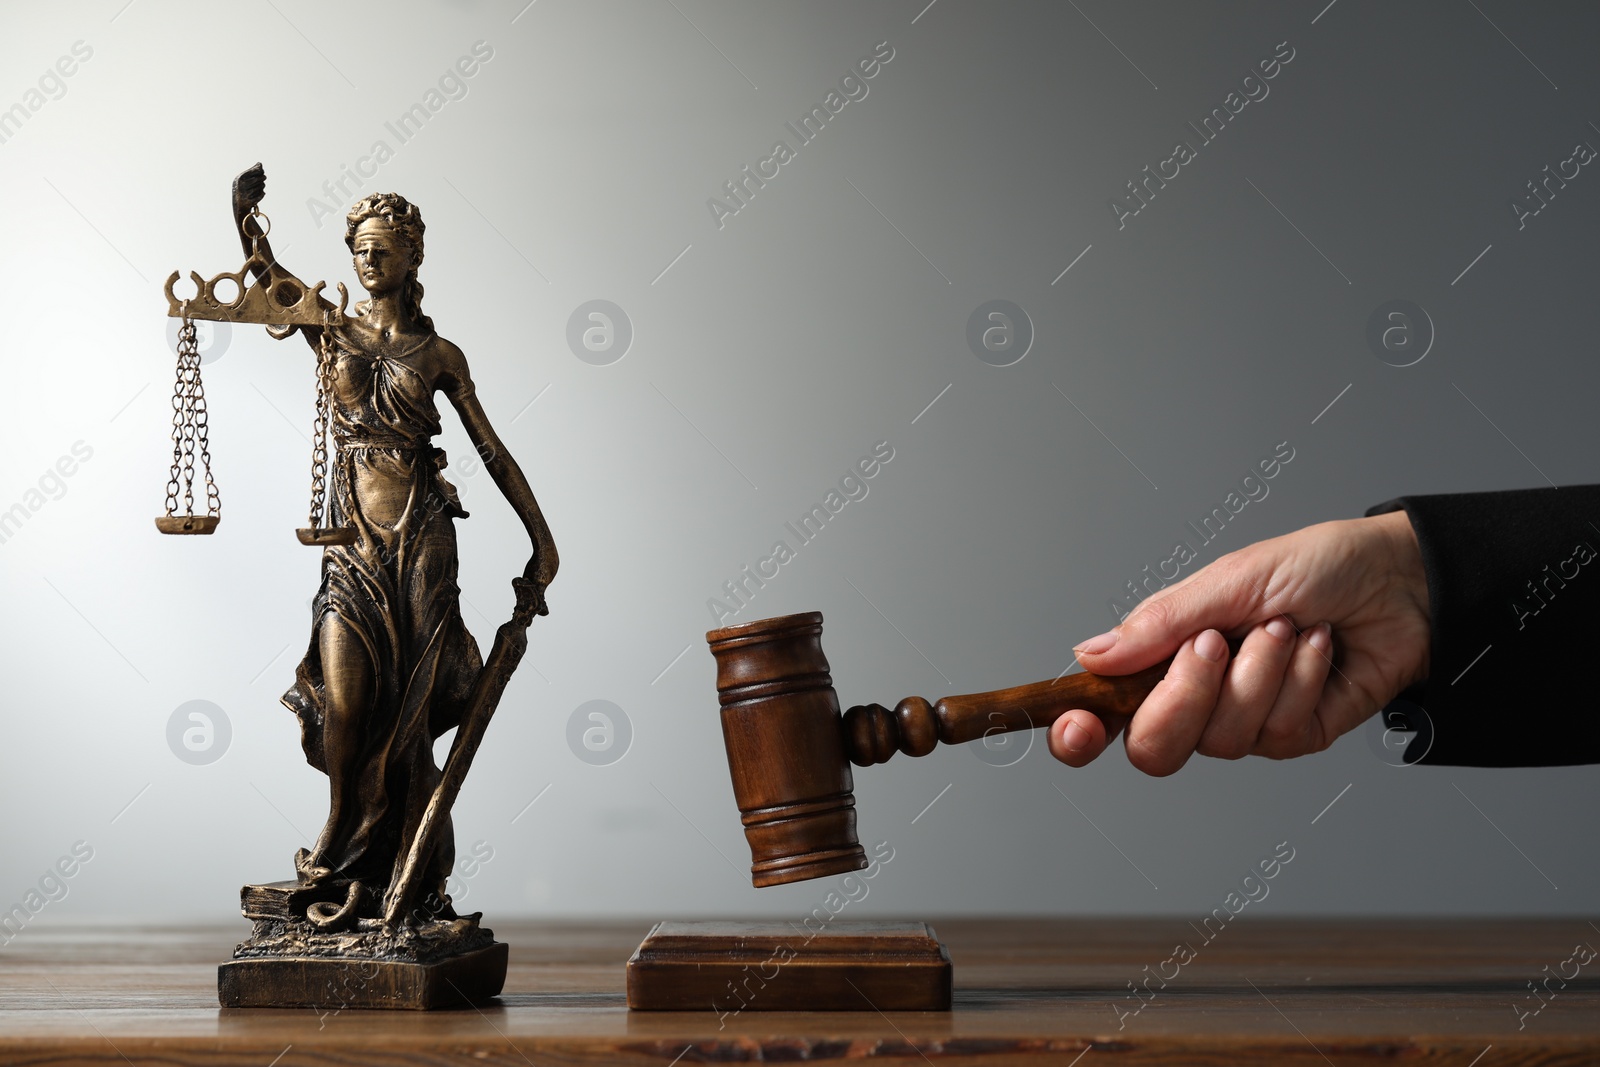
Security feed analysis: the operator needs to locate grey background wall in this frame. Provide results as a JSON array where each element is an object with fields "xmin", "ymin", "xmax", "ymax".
[{"xmin": 2, "ymin": 0, "xmax": 1595, "ymax": 931}]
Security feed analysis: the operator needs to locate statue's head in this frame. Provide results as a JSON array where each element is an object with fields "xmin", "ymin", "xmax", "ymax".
[{"xmin": 345, "ymin": 193, "xmax": 432, "ymax": 329}]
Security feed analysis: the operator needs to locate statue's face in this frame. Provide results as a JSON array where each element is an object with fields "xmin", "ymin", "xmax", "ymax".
[{"xmin": 351, "ymin": 220, "xmax": 415, "ymax": 296}]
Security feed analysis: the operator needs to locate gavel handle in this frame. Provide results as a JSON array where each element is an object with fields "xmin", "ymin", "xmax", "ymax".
[{"xmin": 841, "ymin": 659, "xmax": 1173, "ymax": 766}]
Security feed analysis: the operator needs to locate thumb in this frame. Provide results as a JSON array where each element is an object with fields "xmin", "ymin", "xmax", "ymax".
[{"xmin": 1073, "ymin": 558, "xmax": 1264, "ymax": 675}]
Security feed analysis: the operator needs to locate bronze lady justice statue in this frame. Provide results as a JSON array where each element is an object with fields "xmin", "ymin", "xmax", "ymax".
[{"xmin": 203, "ymin": 164, "xmax": 557, "ymax": 1007}]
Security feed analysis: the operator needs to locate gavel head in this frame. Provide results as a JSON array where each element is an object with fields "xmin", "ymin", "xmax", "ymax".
[{"xmin": 708, "ymin": 611, "xmax": 869, "ymax": 887}]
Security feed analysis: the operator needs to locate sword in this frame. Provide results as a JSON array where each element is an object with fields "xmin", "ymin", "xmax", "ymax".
[{"xmin": 382, "ymin": 576, "xmax": 545, "ymax": 931}]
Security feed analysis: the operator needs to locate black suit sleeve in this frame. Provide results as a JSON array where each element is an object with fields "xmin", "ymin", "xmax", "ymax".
[{"xmin": 1366, "ymin": 486, "xmax": 1600, "ymax": 767}]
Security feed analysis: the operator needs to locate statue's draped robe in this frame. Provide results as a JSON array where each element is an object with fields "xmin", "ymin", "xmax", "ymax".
[{"xmin": 281, "ymin": 325, "xmax": 482, "ymax": 917}]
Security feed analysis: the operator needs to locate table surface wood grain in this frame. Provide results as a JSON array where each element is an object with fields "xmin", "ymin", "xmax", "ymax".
[{"xmin": 3, "ymin": 919, "xmax": 1598, "ymax": 1065}]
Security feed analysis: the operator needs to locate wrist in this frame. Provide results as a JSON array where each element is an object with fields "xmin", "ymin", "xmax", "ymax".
[
  {"xmin": 1370, "ymin": 508, "xmax": 1431, "ymax": 686},
  {"xmin": 1373, "ymin": 510, "xmax": 1425, "ymax": 604}
]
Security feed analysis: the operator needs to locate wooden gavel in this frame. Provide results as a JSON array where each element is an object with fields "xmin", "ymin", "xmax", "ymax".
[{"xmin": 709, "ymin": 611, "xmax": 1169, "ymax": 887}]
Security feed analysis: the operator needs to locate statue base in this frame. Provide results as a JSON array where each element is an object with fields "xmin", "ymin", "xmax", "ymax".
[
  {"xmin": 218, "ymin": 881, "xmax": 507, "ymax": 1010},
  {"xmin": 218, "ymin": 942, "xmax": 507, "ymax": 1010}
]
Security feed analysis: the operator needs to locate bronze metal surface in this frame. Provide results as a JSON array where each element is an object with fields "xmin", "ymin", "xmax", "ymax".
[{"xmin": 160, "ymin": 163, "xmax": 559, "ymax": 1009}]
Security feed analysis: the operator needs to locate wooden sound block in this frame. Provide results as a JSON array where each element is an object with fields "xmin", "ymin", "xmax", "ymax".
[
  {"xmin": 626, "ymin": 920, "xmax": 951, "ymax": 1012},
  {"xmin": 217, "ymin": 941, "xmax": 507, "ymax": 1010}
]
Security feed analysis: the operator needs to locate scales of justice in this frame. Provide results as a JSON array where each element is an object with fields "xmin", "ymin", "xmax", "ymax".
[{"xmin": 160, "ymin": 163, "xmax": 557, "ymax": 1009}]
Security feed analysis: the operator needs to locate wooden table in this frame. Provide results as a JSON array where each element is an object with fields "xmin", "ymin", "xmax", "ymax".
[{"xmin": 4, "ymin": 919, "xmax": 1597, "ymax": 1064}]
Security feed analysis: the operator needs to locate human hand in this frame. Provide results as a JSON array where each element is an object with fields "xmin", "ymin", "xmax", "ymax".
[{"xmin": 1049, "ymin": 511, "xmax": 1430, "ymax": 775}]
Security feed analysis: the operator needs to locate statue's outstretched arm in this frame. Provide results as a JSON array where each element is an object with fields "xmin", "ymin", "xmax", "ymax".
[{"xmin": 232, "ymin": 162, "xmax": 333, "ymax": 348}]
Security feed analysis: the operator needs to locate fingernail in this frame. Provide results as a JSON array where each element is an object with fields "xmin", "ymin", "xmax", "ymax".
[
  {"xmin": 1062, "ymin": 721, "xmax": 1092, "ymax": 753},
  {"xmin": 1075, "ymin": 630, "xmax": 1118, "ymax": 655},
  {"xmin": 1266, "ymin": 617, "xmax": 1293, "ymax": 641},
  {"xmin": 1308, "ymin": 623, "xmax": 1332, "ymax": 653},
  {"xmin": 1194, "ymin": 629, "xmax": 1227, "ymax": 662}
]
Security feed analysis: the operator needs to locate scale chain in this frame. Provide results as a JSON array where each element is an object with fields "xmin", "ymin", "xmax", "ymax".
[
  {"xmin": 306, "ymin": 329, "xmax": 337, "ymax": 530},
  {"xmin": 163, "ymin": 312, "xmax": 221, "ymax": 520}
]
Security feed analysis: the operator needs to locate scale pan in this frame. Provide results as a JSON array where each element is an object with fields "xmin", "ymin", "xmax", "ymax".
[
  {"xmin": 296, "ymin": 527, "xmax": 357, "ymax": 546},
  {"xmin": 156, "ymin": 515, "xmax": 220, "ymax": 535}
]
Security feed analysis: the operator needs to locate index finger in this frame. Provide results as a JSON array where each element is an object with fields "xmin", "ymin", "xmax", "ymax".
[
  {"xmin": 1122, "ymin": 629, "xmax": 1230, "ymax": 776},
  {"xmin": 1047, "ymin": 706, "xmax": 1132, "ymax": 767},
  {"xmin": 1076, "ymin": 557, "xmax": 1263, "ymax": 676}
]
